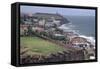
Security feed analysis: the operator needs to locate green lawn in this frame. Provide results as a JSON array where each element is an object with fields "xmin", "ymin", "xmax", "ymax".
[{"xmin": 20, "ymin": 36, "xmax": 67, "ymax": 55}]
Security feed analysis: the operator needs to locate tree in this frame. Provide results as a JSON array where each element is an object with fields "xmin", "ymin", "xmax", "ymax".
[{"xmin": 27, "ymin": 25, "xmax": 33, "ymax": 36}]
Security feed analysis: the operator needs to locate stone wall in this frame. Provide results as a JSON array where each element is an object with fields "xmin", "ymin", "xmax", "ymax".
[{"xmin": 20, "ymin": 50, "xmax": 85, "ymax": 64}]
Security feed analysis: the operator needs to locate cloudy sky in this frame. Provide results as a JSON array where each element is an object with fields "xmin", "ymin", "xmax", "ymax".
[{"xmin": 20, "ymin": 5, "xmax": 95, "ymax": 16}]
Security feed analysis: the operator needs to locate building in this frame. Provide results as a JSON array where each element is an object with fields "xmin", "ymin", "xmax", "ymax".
[
  {"xmin": 70, "ymin": 37, "xmax": 91, "ymax": 48},
  {"xmin": 64, "ymin": 32, "xmax": 78, "ymax": 40},
  {"xmin": 32, "ymin": 27, "xmax": 44, "ymax": 33},
  {"xmin": 20, "ymin": 24, "xmax": 35, "ymax": 36},
  {"xmin": 20, "ymin": 13, "xmax": 69, "ymax": 29},
  {"xmin": 69, "ymin": 37, "xmax": 95, "ymax": 59},
  {"xmin": 20, "ymin": 25, "xmax": 29, "ymax": 36}
]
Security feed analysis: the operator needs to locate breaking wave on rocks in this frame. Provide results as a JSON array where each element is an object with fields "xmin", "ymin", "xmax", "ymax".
[
  {"xmin": 79, "ymin": 35, "xmax": 95, "ymax": 45},
  {"xmin": 58, "ymin": 23, "xmax": 95, "ymax": 46},
  {"xmin": 59, "ymin": 23, "xmax": 79, "ymax": 34}
]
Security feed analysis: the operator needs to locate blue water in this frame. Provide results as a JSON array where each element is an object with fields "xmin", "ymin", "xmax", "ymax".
[{"xmin": 65, "ymin": 16, "xmax": 95, "ymax": 37}]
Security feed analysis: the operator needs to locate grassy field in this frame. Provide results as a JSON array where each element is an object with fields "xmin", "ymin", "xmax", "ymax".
[{"xmin": 20, "ymin": 36, "xmax": 67, "ymax": 55}]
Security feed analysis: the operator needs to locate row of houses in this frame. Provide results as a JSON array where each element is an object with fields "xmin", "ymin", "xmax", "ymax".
[
  {"xmin": 21, "ymin": 13, "xmax": 70, "ymax": 28},
  {"xmin": 20, "ymin": 12, "xmax": 69, "ymax": 36}
]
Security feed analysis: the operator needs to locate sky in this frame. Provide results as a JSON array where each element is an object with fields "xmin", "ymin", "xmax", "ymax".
[{"xmin": 20, "ymin": 5, "xmax": 95, "ymax": 16}]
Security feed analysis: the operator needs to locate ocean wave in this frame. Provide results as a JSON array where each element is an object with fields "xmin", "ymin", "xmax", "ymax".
[
  {"xmin": 79, "ymin": 35, "xmax": 95, "ymax": 46},
  {"xmin": 58, "ymin": 23, "xmax": 79, "ymax": 34},
  {"xmin": 58, "ymin": 23, "xmax": 95, "ymax": 46}
]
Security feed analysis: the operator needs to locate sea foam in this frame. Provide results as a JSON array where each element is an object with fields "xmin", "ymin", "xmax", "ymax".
[{"xmin": 58, "ymin": 23, "xmax": 95, "ymax": 46}]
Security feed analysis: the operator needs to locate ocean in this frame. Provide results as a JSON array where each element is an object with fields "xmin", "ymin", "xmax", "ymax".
[
  {"xmin": 58, "ymin": 16, "xmax": 95, "ymax": 44},
  {"xmin": 64, "ymin": 16, "xmax": 95, "ymax": 37}
]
